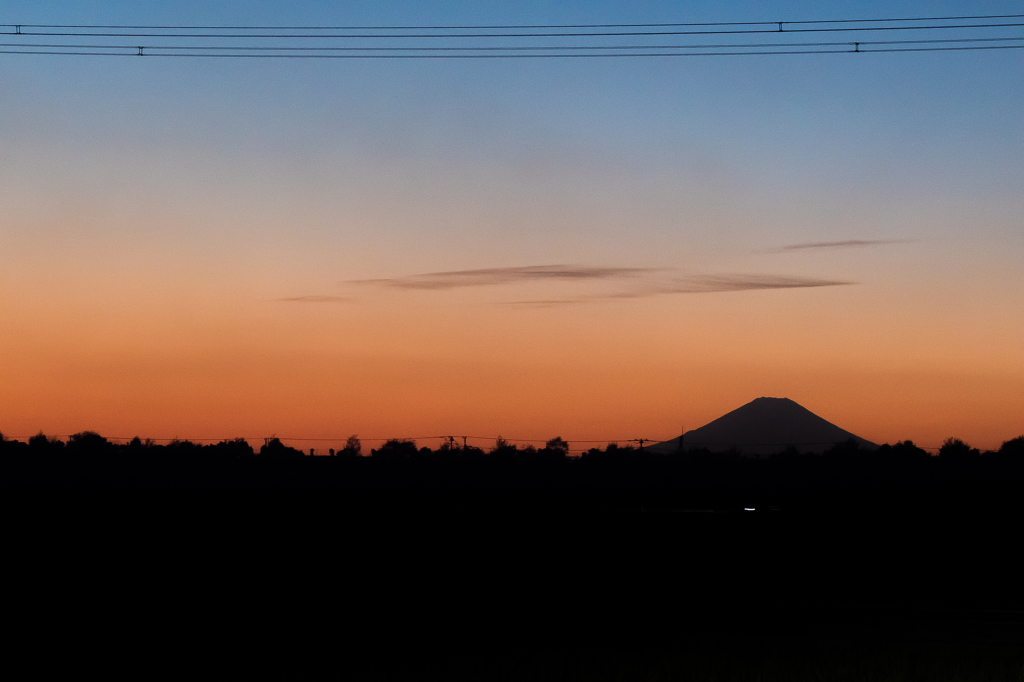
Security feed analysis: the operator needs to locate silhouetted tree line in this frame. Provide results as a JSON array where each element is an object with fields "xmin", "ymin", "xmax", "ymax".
[
  {"xmin": 1, "ymin": 430, "xmax": 1022, "ymax": 463},
  {"xmin": 0, "ymin": 431, "xmax": 263, "ymax": 460},
  {"xmin": 1, "ymin": 428, "xmax": 1023, "ymax": 515},
  {"xmin": 368, "ymin": 436, "xmax": 570, "ymax": 462}
]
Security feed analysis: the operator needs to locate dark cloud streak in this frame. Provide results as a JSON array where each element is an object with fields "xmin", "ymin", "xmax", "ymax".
[
  {"xmin": 776, "ymin": 239, "xmax": 910, "ymax": 252},
  {"xmin": 503, "ymin": 274, "xmax": 853, "ymax": 306},
  {"xmin": 659, "ymin": 274, "xmax": 854, "ymax": 293},
  {"xmin": 348, "ymin": 264, "xmax": 659, "ymax": 290},
  {"xmin": 305, "ymin": 264, "xmax": 853, "ymax": 308}
]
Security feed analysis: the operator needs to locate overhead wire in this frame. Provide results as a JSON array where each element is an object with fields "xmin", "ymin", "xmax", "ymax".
[
  {"xmin": 2, "ymin": 22, "xmax": 1022, "ymax": 39},
  {"xmin": 3, "ymin": 36, "xmax": 1021, "ymax": 53},
  {"xmin": 4, "ymin": 14, "xmax": 1022, "ymax": 30},
  {"xmin": 2, "ymin": 14, "xmax": 1019, "ymax": 58},
  {"xmin": 2, "ymin": 45, "xmax": 1020, "ymax": 58}
]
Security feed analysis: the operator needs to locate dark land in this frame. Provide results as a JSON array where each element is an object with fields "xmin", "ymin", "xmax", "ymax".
[{"xmin": 4, "ymin": 432, "xmax": 1023, "ymax": 678}]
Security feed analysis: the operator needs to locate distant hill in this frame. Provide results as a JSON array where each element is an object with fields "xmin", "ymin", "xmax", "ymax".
[{"xmin": 649, "ymin": 397, "xmax": 876, "ymax": 456}]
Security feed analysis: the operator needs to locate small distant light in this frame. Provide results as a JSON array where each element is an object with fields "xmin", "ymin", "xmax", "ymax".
[{"xmin": 744, "ymin": 508, "xmax": 755, "ymax": 511}]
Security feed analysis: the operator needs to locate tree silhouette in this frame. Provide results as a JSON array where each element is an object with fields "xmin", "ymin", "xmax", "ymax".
[
  {"xmin": 545, "ymin": 437, "xmax": 568, "ymax": 455},
  {"xmin": 340, "ymin": 435, "xmax": 362, "ymax": 457},
  {"xmin": 67, "ymin": 431, "xmax": 114, "ymax": 457},
  {"xmin": 123, "ymin": 436, "xmax": 148, "ymax": 456},
  {"xmin": 998, "ymin": 436, "xmax": 1024, "ymax": 457},
  {"xmin": 877, "ymin": 440, "xmax": 931, "ymax": 462},
  {"xmin": 166, "ymin": 439, "xmax": 203, "ymax": 459},
  {"xmin": 28, "ymin": 432, "xmax": 64, "ymax": 456},
  {"xmin": 539, "ymin": 437, "xmax": 568, "ymax": 461},
  {"xmin": 371, "ymin": 439, "xmax": 417, "ymax": 460},
  {"xmin": 490, "ymin": 437, "xmax": 518, "ymax": 458},
  {"xmin": 0, "ymin": 432, "xmax": 27, "ymax": 455},
  {"xmin": 939, "ymin": 437, "xmax": 979, "ymax": 461}
]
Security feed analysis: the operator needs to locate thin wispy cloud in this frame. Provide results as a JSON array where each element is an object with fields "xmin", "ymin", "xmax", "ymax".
[
  {"xmin": 348, "ymin": 265, "xmax": 659, "ymax": 290},
  {"xmin": 277, "ymin": 295, "xmax": 352, "ymax": 303},
  {"xmin": 319, "ymin": 264, "xmax": 853, "ymax": 308},
  {"xmin": 503, "ymin": 274, "xmax": 853, "ymax": 306},
  {"xmin": 775, "ymin": 239, "xmax": 911, "ymax": 252},
  {"xmin": 660, "ymin": 274, "xmax": 853, "ymax": 293}
]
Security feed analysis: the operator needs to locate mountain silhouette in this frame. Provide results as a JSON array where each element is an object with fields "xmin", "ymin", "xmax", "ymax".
[{"xmin": 650, "ymin": 397, "xmax": 877, "ymax": 455}]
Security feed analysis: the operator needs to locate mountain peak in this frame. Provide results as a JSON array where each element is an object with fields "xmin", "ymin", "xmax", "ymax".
[{"xmin": 650, "ymin": 397, "xmax": 875, "ymax": 455}]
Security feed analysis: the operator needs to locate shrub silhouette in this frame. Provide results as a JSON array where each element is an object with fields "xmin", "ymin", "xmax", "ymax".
[
  {"xmin": 210, "ymin": 438, "xmax": 254, "ymax": 459},
  {"xmin": 461, "ymin": 445, "xmax": 485, "ymax": 459},
  {"xmin": 259, "ymin": 438, "xmax": 304, "ymax": 460},
  {"xmin": 583, "ymin": 442, "xmax": 636, "ymax": 462}
]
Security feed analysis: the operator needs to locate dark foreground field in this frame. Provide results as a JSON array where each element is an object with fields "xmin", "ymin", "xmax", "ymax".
[{"xmin": 3, "ymin": 455, "xmax": 1022, "ymax": 679}]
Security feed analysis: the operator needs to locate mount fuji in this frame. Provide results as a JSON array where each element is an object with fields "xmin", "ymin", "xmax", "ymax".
[{"xmin": 648, "ymin": 397, "xmax": 876, "ymax": 456}]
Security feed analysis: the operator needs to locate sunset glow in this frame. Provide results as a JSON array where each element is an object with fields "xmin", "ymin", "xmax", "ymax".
[{"xmin": 2, "ymin": 1, "xmax": 1021, "ymax": 452}]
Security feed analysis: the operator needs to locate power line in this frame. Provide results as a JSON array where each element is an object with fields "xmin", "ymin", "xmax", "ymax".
[
  {"xmin": 4, "ymin": 14, "xmax": 1017, "ymax": 59},
  {"xmin": 2, "ymin": 22, "xmax": 1021, "ymax": 39},
  {"xmin": 3, "ymin": 45, "xmax": 1020, "ymax": 58},
  {"xmin": 4, "ymin": 36, "xmax": 1019, "ymax": 53},
  {"xmin": 5, "ymin": 14, "xmax": 1022, "ymax": 30}
]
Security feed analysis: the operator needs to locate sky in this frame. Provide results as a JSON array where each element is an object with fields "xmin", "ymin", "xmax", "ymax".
[{"xmin": 1, "ymin": 1, "xmax": 1021, "ymax": 452}]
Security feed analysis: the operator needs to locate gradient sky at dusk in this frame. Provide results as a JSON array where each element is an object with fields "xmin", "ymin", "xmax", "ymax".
[{"xmin": 2, "ymin": 1, "xmax": 1021, "ymax": 451}]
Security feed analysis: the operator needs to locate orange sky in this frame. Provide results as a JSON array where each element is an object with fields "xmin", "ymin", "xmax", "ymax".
[{"xmin": 3, "ymin": 261, "xmax": 1021, "ymax": 451}]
